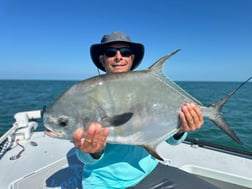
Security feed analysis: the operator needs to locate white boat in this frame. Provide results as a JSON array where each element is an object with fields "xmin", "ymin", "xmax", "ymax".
[{"xmin": 0, "ymin": 110, "xmax": 252, "ymax": 189}]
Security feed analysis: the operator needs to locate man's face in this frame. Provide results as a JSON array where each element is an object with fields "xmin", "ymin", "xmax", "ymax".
[{"xmin": 99, "ymin": 43, "xmax": 135, "ymax": 73}]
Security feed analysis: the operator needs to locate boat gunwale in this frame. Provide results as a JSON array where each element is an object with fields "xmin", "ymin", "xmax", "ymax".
[{"xmin": 185, "ymin": 138, "xmax": 252, "ymax": 159}]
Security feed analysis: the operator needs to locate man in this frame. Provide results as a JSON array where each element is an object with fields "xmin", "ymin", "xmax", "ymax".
[{"xmin": 73, "ymin": 32, "xmax": 218, "ymax": 189}]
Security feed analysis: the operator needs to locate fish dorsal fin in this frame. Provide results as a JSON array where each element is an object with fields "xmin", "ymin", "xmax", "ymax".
[
  {"xmin": 101, "ymin": 112, "xmax": 133, "ymax": 127},
  {"xmin": 148, "ymin": 49, "xmax": 202, "ymax": 105},
  {"xmin": 148, "ymin": 49, "xmax": 181, "ymax": 74}
]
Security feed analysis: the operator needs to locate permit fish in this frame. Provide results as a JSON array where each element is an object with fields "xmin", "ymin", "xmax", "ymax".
[{"xmin": 43, "ymin": 49, "xmax": 251, "ymax": 161}]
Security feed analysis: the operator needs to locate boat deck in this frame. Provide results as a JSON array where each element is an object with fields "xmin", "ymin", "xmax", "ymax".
[
  {"xmin": 1, "ymin": 131, "xmax": 252, "ymax": 188},
  {"xmin": 0, "ymin": 132, "xmax": 82, "ymax": 189},
  {"xmin": 158, "ymin": 140, "xmax": 252, "ymax": 189}
]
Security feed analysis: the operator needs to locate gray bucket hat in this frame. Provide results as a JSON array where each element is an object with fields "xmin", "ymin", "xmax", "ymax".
[{"xmin": 90, "ymin": 31, "xmax": 145, "ymax": 72}]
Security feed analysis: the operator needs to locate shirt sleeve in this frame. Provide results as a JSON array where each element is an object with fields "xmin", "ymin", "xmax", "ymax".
[
  {"xmin": 165, "ymin": 132, "xmax": 188, "ymax": 145},
  {"xmin": 75, "ymin": 149, "xmax": 104, "ymax": 164}
]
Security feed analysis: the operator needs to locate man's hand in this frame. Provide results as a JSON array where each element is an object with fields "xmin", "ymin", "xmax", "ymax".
[
  {"xmin": 179, "ymin": 103, "xmax": 204, "ymax": 132},
  {"xmin": 73, "ymin": 122, "xmax": 109, "ymax": 156}
]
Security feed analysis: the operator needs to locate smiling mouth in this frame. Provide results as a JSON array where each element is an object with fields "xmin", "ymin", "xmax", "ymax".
[{"xmin": 112, "ymin": 64, "xmax": 127, "ymax": 67}]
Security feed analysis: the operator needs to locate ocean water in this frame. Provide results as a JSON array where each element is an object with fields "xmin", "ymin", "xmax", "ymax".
[{"xmin": 0, "ymin": 80, "xmax": 251, "ymax": 153}]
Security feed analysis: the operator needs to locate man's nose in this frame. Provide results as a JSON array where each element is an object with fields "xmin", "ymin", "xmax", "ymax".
[{"xmin": 114, "ymin": 50, "xmax": 123, "ymax": 59}]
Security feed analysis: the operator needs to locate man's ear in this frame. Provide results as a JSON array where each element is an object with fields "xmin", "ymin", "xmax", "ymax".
[
  {"xmin": 99, "ymin": 55, "xmax": 105, "ymax": 67},
  {"xmin": 131, "ymin": 54, "xmax": 135, "ymax": 62}
]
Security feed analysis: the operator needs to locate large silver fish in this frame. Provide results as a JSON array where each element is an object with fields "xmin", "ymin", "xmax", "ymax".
[{"xmin": 43, "ymin": 49, "xmax": 250, "ymax": 161}]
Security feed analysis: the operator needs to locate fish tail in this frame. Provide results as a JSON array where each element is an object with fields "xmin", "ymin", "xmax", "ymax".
[
  {"xmin": 208, "ymin": 105, "xmax": 242, "ymax": 144},
  {"xmin": 208, "ymin": 76, "xmax": 252, "ymax": 144}
]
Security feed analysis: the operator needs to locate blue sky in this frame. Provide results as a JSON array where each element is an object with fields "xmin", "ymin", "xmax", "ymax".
[{"xmin": 0, "ymin": 0, "xmax": 251, "ymax": 81}]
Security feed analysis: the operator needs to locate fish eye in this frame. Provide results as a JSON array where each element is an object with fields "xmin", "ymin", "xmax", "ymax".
[{"xmin": 58, "ymin": 117, "xmax": 69, "ymax": 127}]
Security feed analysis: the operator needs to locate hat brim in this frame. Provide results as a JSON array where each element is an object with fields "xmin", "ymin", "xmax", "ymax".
[{"xmin": 90, "ymin": 41, "xmax": 144, "ymax": 72}]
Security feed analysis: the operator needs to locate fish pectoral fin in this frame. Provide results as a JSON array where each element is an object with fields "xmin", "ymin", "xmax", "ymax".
[
  {"xmin": 142, "ymin": 145, "xmax": 164, "ymax": 161},
  {"xmin": 102, "ymin": 112, "xmax": 133, "ymax": 127}
]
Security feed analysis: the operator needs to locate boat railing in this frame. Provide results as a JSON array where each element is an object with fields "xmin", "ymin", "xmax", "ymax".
[{"xmin": 0, "ymin": 110, "xmax": 42, "ymax": 159}]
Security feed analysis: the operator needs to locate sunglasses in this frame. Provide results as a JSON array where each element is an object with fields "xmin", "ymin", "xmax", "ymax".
[{"xmin": 104, "ymin": 47, "xmax": 132, "ymax": 57}]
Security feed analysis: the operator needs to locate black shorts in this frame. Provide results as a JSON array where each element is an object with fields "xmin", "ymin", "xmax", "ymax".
[{"xmin": 128, "ymin": 163, "xmax": 220, "ymax": 189}]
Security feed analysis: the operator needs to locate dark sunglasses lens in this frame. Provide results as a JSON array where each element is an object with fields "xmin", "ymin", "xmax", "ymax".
[
  {"xmin": 104, "ymin": 48, "xmax": 132, "ymax": 57},
  {"xmin": 120, "ymin": 48, "xmax": 132, "ymax": 57},
  {"xmin": 104, "ymin": 49, "xmax": 117, "ymax": 57}
]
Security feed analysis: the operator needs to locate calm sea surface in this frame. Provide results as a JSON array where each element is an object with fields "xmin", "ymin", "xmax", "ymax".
[{"xmin": 0, "ymin": 80, "xmax": 251, "ymax": 153}]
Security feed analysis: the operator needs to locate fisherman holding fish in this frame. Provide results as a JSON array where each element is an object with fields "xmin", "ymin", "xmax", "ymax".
[{"xmin": 72, "ymin": 32, "xmax": 220, "ymax": 188}]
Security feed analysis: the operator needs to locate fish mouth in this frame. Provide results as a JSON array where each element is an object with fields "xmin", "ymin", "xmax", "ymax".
[
  {"xmin": 44, "ymin": 129, "xmax": 61, "ymax": 137},
  {"xmin": 44, "ymin": 128, "xmax": 70, "ymax": 140}
]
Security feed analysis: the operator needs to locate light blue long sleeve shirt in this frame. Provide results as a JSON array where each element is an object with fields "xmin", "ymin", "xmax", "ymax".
[{"xmin": 76, "ymin": 133, "xmax": 187, "ymax": 189}]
